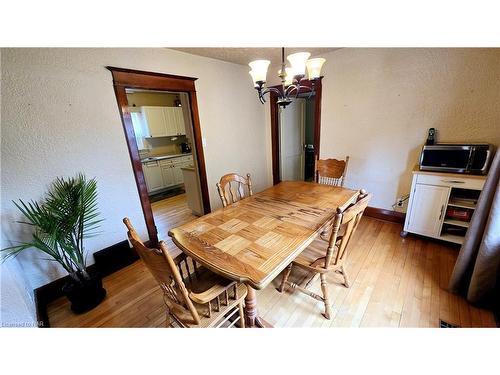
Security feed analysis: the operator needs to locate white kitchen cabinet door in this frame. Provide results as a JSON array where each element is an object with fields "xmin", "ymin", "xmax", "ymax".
[
  {"xmin": 143, "ymin": 162, "xmax": 164, "ymax": 193},
  {"xmin": 142, "ymin": 107, "xmax": 167, "ymax": 137},
  {"xmin": 161, "ymin": 165, "xmax": 175, "ymax": 187},
  {"xmin": 162, "ymin": 107, "xmax": 177, "ymax": 137},
  {"xmin": 172, "ymin": 164, "xmax": 184, "ymax": 185},
  {"xmin": 173, "ymin": 107, "xmax": 186, "ymax": 135},
  {"xmin": 406, "ymin": 184, "xmax": 450, "ymax": 237}
]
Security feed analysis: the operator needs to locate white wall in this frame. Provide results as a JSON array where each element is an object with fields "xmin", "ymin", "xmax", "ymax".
[
  {"xmin": 0, "ymin": 48, "xmax": 269, "ymax": 324},
  {"xmin": 266, "ymin": 48, "xmax": 500, "ymax": 211}
]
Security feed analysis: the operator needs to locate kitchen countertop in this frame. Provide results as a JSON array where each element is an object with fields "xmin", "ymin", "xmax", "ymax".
[{"xmin": 141, "ymin": 153, "xmax": 192, "ymax": 163}]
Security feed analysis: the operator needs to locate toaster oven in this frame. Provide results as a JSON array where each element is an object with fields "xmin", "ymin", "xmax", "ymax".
[{"xmin": 419, "ymin": 144, "xmax": 493, "ymax": 175}]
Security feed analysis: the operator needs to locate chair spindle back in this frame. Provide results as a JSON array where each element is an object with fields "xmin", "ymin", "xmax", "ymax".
[
  {"xmin": 315, "ymin": 156, "xmax": 350, "ymax": 187},
  {"xmin": 216, "ymin": 173, "xmax": 253, "ymax": 207},
  {"xmin": 324, "ymin": 190, "xmax": 371, "ymax": 268},
  {"xmin": 123, "ymin": 217, "xmax": 200, "ymax": 325}
]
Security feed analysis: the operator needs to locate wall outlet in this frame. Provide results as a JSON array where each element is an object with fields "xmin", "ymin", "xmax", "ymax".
[{"xmin": 395, "ymin": 194, "xmax": 409, "ymax": 208}]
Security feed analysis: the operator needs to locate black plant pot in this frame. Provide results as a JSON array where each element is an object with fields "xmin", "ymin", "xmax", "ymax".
[{"xmin": 62, "ymin": 276, "xmax": 106, "ymax": 314}]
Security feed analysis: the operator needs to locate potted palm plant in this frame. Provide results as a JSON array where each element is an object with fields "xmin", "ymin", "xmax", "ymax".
[{"xmin": 1, "ymin": 174, "xmax": 106, "ymax": 313}]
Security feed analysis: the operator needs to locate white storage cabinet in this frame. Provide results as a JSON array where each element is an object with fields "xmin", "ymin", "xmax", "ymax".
[{"xmin": 403, "ymin": 169, "xmax": 486, "ymax": 245}]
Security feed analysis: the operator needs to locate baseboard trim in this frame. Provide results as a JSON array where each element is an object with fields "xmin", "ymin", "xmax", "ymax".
[
  {"xmin": 34, "ymin": 240, "xmax": 140, "ymax": 328},
  {"xmin": 364, "ymin": 206, "xmax": 406, "ymax": 224}
]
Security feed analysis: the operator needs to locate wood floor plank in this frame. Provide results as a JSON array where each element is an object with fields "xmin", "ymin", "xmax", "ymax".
[
  {"xmin": 438, "ymin": 245, "xmax": 453, "ymax": 326},
  {"xmin": 429, "ymin": 242, "xmax": 441, "ymax": 327},
  {"xmin": 359, "ymin": 223, "xmax": 402, "ymax": 327},
  {"xmin": 333, "ymin": 221, "xmax": 391, "ymax": 327},
  {"xmin": 45, "ymin": 195, "xmax": 497, "ymax": 328},
  {"xmin": 327, "ymin": 219, "xmax": 383, "ymax": 326},
  {"xmin": 407, "ymin": 239, "xmax": 425, "ymax": 327}
]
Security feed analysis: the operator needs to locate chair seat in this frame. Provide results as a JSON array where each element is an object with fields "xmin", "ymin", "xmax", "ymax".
[
  {"xmin": 293, "ymin": 238, "xmax": 340, "ymax": 272},
  {"xmin": 184, "ymin": 266, "xmax": 236, "ymax": 304},
  {"xmin": 171, "ymin": 284, "xmax": 247, "ymax": 328}
]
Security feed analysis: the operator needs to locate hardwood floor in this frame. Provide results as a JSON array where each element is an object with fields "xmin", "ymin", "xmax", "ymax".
[
  {"xmin": 151, "ymin": 193, "xmax": 196, "ymax": 258},
  {"xmin": 46, "ymin": 198, "xmax": 496, "ymax": 327}
]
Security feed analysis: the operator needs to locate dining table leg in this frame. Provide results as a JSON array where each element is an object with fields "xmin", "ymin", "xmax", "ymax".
[{"xmin": 244, "ymin": 285, "xmax": 272, "ymax": 328}]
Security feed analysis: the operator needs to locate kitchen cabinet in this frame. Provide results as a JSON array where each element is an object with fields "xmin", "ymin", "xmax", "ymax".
[
  {"xmin": 405, "ymin": 184, "xmax": 449, "ymax": 237},
  {"xmin": 172, "ymin": 159, "xmax": 192, "ymax": 185},
  {"xmin": 142, "ymin": 161, "xmax": 164, "ymax": 193},
  {"xmin": 141, "ymin": 107, "xmax": 166, "ymax": 137},
  {"xmin": 141, "ymin": 106, "xmax": 185, "ymax": 137},
  {"xmin": 172, "ymin": 163, "xmax": 183, "ymax": 185},
  {"xmin": 163, "ymin": 107, "xmax": 186, "ymax": 136},
  {"xmin": 403, "ymin": 168, "xmax": 486, "ymax": 244},
  {"xmin": 143, "ymin": 155, "xmax": 193, "ymax": 194},
  {"xmin": 173, "ymin": 107, "xmax": 186, "ymax": 135},
  {"xmin": 159, "ymin": 164, "xmax": 174, "ymax": 188}
]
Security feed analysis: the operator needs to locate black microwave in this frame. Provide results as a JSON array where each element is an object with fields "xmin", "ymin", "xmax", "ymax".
[{"xmin": 419, "ymin": 144, "xmax": 493, "ymax": 175}]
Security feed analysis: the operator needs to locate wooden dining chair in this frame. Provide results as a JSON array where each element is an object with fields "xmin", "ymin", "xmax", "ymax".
[
  {"xmin": 123, "ymin": 218, "xmax": 247, "ymax": 328},
  {"xmin": 277, "ymin": 190, "xmax": 371, "ymax": 320},
  {"xmin": 315, "ymin": 156, "xmax": 350, "ymax": 187},
  {"xmin": 216, "ymin": 173, "xmax": 253, "ymax": 207}
]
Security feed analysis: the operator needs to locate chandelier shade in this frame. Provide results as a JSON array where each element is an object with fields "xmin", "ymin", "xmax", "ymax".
[
  {"xmin": 286, "ymin": 52, "xmax": 311, "ymax": 76},
  {"xmin": 249, "ymin": 70, "xmax": 261, "ymax": 87},
  {"xmin": 306, "ymin": 58, "xmax": 326, "ymax": 80},
  {"xmin": 248, "ymin": 59, "xmax": 270, "ymax": 84},
  {"xmin": 249, "ymin": 48, "xmax": 325, "ymax": 107}
]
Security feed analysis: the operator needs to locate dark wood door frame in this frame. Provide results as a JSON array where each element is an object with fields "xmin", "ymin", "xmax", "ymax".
[
  {"xmin": 107, "ymin": 66, "xmax": 211, "ymax": 246},
  {"xmin": 270, "ymin": 78, "xmax": 323, "ymax": 185}
]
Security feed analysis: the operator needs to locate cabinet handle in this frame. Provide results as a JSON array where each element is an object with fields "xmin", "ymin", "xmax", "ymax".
[
  {"xmin": 438, "ymin": 204, "xmax": 445, "ymax": 221},
  {"xmin": 441, "ymin": 180, "xmax": 465, "ymax": 184}
]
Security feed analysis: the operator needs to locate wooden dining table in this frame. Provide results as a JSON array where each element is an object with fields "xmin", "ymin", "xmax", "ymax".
[{"xmin": 168, "ymin": 181, "xmax": 359, "ymax": 327}]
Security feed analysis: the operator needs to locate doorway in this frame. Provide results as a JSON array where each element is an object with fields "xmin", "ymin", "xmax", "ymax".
[
  {"xmin": 279, "ymin": 95, "xmax": 316, "ymax": 181},
  {"xmin": 271, "ymin": 79, "xmax": 322, "ymax": 184},
  {"xmin": 107, "ymin": 67, "xmax": 211, "ymax": 248}
]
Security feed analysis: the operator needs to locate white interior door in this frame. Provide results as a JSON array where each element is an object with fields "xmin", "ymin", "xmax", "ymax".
[{"xmin": 279, "ymin": 99, "xmax": 305, "ymax": 181}]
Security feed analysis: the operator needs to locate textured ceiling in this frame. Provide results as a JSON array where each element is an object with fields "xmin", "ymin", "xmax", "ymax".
[{"xmin": 171, "ymin": 47, "xmax": 339, "ymax": 67}]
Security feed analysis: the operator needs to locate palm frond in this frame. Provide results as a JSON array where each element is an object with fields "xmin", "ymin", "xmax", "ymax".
[{"xmin": 1, "ymin": 173, "xmax": 103, "ymax": 282}]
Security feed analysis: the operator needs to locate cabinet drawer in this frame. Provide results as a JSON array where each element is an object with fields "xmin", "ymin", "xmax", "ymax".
[
  {"xmin": 144, "ymin": 161, "xmax": 159, "ymax": 168},
  {"xmin": 171, "ymin": 156, "xmax": 192, "ymax": 163},
  {"xmin": 159, "ymin": 159, "xmax": 174, "ymax": 166},
  {"xmin": 415, "ymin": 173, "xmax": 484, "ymax": 190}
]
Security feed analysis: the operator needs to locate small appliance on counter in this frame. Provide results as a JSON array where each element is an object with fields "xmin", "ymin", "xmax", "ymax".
[
  {"xmin": 419, "ymin": 143, "xmax": 493, "ymax": 175},
  {"xmin": 180, "ymin": 142, "xmax": 191, "ymax": 154}
]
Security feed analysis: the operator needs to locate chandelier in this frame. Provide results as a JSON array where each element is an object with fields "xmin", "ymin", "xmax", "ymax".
[{"xmin": 249, "ymin": 47, "xmax": 325, "ymax": 108}]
